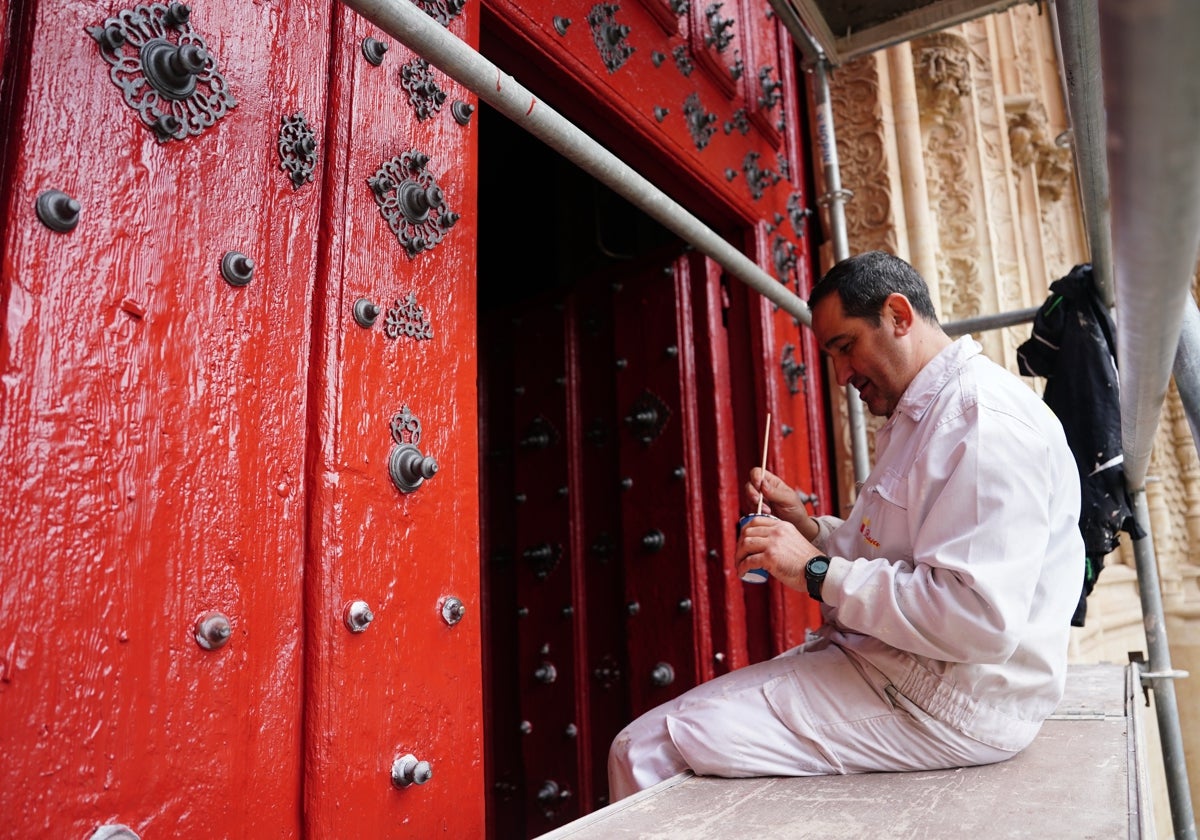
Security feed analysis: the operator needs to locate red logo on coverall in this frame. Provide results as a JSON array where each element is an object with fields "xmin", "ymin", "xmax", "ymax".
[{"xmin": 860, "ymin": 517, "xmax": 881, "ymax": 548}]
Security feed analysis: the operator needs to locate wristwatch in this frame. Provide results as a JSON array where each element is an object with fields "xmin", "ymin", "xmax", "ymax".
[{"xmin": 805, "ymin": 555, "xmax": 831, "ymax": 602}]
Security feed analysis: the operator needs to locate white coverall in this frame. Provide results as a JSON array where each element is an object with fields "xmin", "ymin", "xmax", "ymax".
[{"xmin": 609, "ymin": 337, "xmax": 1085, "ymax": 799}]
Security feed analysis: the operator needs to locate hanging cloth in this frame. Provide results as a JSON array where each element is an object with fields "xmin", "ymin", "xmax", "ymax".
[{"xmin": 1016, "ymin": 263, "xmax": 1143, "ymax": 626}]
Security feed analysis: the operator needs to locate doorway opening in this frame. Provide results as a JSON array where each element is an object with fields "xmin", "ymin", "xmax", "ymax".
[{"xmin": 476, "ymin": 98, "xmax": 683, "ymax": 836}]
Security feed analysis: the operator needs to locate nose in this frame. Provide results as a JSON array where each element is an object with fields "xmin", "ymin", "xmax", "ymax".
[{"xmin": 831, "ymin": 355, "xmax": 854, "ymax": 386}]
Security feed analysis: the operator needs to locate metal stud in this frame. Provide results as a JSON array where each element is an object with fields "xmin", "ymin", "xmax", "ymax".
[
  {"xmin": 220, "ymin": 251, "xmax": 255, "ymax": 287},
  {"xmin": 389, "ymin": 444, "xmax": 438, "ymax": 493},
  {"xmin": 626, "ymin": 600, "xmax": 640, "ymax": 616},
  {"xmin": 35, "ymin": 189, "xmax": 81, "ymax": 233},
  {"xmin": 451, "ymin": 100, "xmax": 475, "ymax": 125},
  {"xmin": 194, "ymin": 611, "xmax": 232, "ymax": 650},
  {"xmin": 651, "ymin": 662, "xmax": 676, "ymax": 687},
  {"xmin": 642, "ymin": 530, "xmax": 665, "ymax": 552},
  {"xmin": 90, "ymin": 826, "xmax": 141, "ymax": 840},
  {"xmin": 343, "ymin": 600, "xmax": 374, "ymax": 633},
  {"xmin": 353, "ymin": 298, "xmax": 380, "ymax": 328},
  {"xmin": 362, "ymin": 37, "xmax": 388, "ymax": 65},
  {"xmin": 441, "ymin": 596, "xmax": 466, "ymax": 626},
  {"xmin": 391, "ymin": 753, "xmax": 433, "ymax": 787},
  {"xmin": 538, "ymin": 779, "xmax": 570, "ymax": 806},
  {"xmin": 553, "ymin": 16, "xmax": 571, "ymax": 35},
  {"xmin": 535, "ymin": 662, "xmax": 558, "ymax": 684},
  {"xmin": 164, "ymin": 3, "xmax": 190, "ymax": 27}
]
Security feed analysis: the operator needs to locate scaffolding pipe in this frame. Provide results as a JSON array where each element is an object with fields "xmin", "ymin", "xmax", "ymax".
[
  {"xmin": 1128, "ymin": 490, "xmax": 1197, "ymax": 840},
  {"xmin": 1050, "ymin": 0, "xmax": 1115, "ymax": 308},
  {"xmin": 943, "ymin": 306, "xmax": 1038, "ymax": 338},
  {"xmin": 1099, "ymin": 0, "xmax": 1200, "ymax": 493},
  {"xmin": 339, "ymin": 0, "xmax": 812, "ymax": 326},
  {"xmin": 810, "ymin": 57, "xmax": 871, "ymax": 485}
]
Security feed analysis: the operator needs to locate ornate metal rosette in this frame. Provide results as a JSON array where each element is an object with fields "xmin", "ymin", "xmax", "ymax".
[
  {"xmin": 683, "ymin": 92, "xmax": 717, "ymax": 151},
  {"xmin": 758, "ymin": 65, "xmax": 783, "ymax": 111},
  {"xmin": 367, "ymin": 151, "xmax": 460, "ymax": 258},
  {"xmin": 743, "ymin": 150, "xmax": 781, "ymax": 199},
  {"xmin": 723, "ymin": 108, "xmax": 749, "ymax": 136},
  {"xmin": 384, "ymin": 293, "xmax": 434, "ymax": 340},
  {"xmin": 787, "ymin": 191, "xmax": 809, "ymax": 236},
  {"xmin": 87, "ymin": 3, "xmax": 236, "ymax": 143},
  {"xmin": 781, "ymin": 344, "xmax": 806, "ymax": 396},
  {"xmin": 390, "ymin": 405, "xmax": 423, "ymax": 446},
  {"xmin": 588, "ymin": 3, "xmax": 635, "ymax": 74},
  {"xmin": 704, "ymin": 3, "xmax": 735, "ymax": 52},
  {"xmin": 278, "ymin": 112, "xmax": 317, "ymax": 189},
  {"xmin": 412, "ymin": 0, "xmax": 466, "ymax": 26},
  {"xmin": 624, "ymin": 389, "xmax": 671, "ymax": 444},
  {"xmin": 672, "ymin": 44, "xmax": 694, "ymax": 76},
  {"xmin": 400, "ymin": 58, "xmax": 447, "ymax": 121},
  {"xmin": 773, "ymin": 234, "xmax": 798, "ymax": 284}
]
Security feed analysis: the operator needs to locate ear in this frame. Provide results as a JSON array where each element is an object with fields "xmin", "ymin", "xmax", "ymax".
[{"xmin": 882, "ymin": 293, "xmax": 915, "ymax": 336}]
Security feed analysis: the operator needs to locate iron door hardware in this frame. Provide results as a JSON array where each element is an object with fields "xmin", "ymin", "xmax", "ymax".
[
  {"xmin": 368, "ymin": 151, "xmax": 460, "ymax": 258},
  {"xmin": 278, "ymin": 112, "xmax": 318, "ymax": 189},
  {"xmin": 87, "ymin": 3, "xmax": 237, "ymax": 142},
  {"xmin": 220, "ymin": 251, "xmax": 255, "ymax": 286},
  {"xmin": 35, "ymin": 190, "xmax": 81, "ymax": 232},
  {"xmin": 388, "ymin": 406, "xmax": 438, "ymax": 493},
  {"xmin": 391, "ymin": 753, "xmax": 433, "ymax": 787},
  {"xmin": 194, "ymin": 610, "xmax": 232, "ymax": 650}
]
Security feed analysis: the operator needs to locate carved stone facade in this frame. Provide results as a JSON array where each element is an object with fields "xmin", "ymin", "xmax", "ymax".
[{"xmin": 813, "ymin": 3, "xmax": 1200, "ymax": 826}]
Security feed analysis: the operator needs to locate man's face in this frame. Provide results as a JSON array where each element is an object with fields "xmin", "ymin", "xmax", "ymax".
[{"xmin": 811, "ymin": 294, "xmax": 910, "ymax": 417}]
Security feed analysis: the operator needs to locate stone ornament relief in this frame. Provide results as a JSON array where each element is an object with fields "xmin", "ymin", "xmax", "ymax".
[
  {"xmin": 1006, "ymin": 100, "xmax": 1073, "ymax": 203},
  {"xmin": 828, "ymin": 54, "xmax": 896, "ymax": 257},
  {"xmin": 913, "ymin": 32, "xmax": 982, "ymax": 325}
]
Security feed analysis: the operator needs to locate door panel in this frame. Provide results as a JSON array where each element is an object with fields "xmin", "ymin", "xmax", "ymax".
[
  {"xmin": 302, "ymin": 5, "xmax": 484, "ymax": 834},
  {"xmin": 613, "ymin": 254, "xmax": 711, "ymax": 717},
  {"xmin": 0, "ymin": 0, "xmax": 330, "ymax": 833}
]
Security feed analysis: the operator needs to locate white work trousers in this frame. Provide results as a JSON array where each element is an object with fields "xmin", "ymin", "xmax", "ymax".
[{"xmin": 608, "ymin": 641, "xmax": 1019, "ymax": 800}]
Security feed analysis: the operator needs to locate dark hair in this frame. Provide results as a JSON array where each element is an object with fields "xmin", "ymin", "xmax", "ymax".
[{"xmin": 808, "ymin": 251, "xmax": 939, "ymax": 326}]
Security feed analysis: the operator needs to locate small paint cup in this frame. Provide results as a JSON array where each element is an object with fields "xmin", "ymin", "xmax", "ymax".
[{"xmin": 736, "ymin": 513, "xmax": 777, "ymax": 584}]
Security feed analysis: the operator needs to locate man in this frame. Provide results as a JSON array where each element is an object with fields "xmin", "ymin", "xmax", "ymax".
[{"xmin": 608, "ymin": 251, "xmax": 1083, "ymax": 799}]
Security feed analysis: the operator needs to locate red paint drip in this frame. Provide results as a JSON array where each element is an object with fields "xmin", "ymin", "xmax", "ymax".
[{"xmin": 526, "ymin": 98, "xmax": 537, "ymax": 116}]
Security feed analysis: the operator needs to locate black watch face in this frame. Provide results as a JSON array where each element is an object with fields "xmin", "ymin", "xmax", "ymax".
[{"xmin": 808, "ymin": 557, "xmax": 829, "ymax": 576}]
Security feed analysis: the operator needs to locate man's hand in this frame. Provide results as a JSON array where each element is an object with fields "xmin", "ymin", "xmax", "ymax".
[
  {"xmin": 734, "ymin": 514, "xmax": 823, "ymax": 591},
  {"xmin": 744, "ymin": 468, "xmax": 819, "ymax": 541}
]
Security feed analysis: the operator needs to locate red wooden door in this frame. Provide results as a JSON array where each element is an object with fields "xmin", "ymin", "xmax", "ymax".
[
  {"xmin": 301, "ymin": 5, "xmax": 484, "ymax": 835},
  {"xmin": 0, "ymin": 0, "xmax": 484, "ymax": 836},
  {"xmin": 0, "ymin": 0, "xmax": 331, "ymax": 833}
]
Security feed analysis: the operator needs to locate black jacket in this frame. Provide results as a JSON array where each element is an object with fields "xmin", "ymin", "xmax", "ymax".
[{"xmin": 1016, "ymin": 264, "xmax": 1142, "ymax": 626}]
